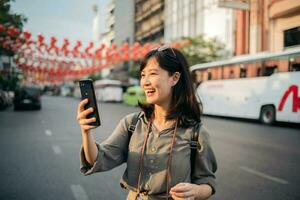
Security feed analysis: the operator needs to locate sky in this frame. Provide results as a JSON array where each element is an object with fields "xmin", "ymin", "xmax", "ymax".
[{"xmin": 11, "ymin": 0, "xmax": 109, "ymax": 46}]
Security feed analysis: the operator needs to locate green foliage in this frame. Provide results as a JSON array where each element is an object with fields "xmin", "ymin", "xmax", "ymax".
[
  {"xmin": 128, "ymin": 64, "xmax": 140, "ymax": 79},
  {"xmin": 0, "ymin": 0, "xmax": 27, "ymax": 27},
  {"xmin": 88, "ymin": 72, "xmax": 102, "ymax": 81},
  {"xmin": 0, "ymin": 0, "xmax": 27, "ymax": 55},
  {"xmin": 179, "ymin": 35, "xmax": 228, "ymax": 67}
]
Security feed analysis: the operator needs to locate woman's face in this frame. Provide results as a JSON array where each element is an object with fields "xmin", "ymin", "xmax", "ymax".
[{"xmin": 140, "ymin": 57, "xmax": 178, "ymax": 107}]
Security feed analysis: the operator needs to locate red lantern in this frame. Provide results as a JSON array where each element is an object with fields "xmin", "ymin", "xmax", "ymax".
[
  {"xmin": 37, "ymin": 33, "xmax": 44, "ymax": 43},
  {"xmin": 124, "ymin": 52, "xmax": 129, "ymax": 61},
  {"xmin": 111, "ymin": 43, "xmax": 117, "ymax": 50},
  {"xmin": 23, "ymin": 31, "xmax": 31, "ymax": 40},
  {"xmin": 133, "ymin": 42, "xmax": 141, "ymax": 50},
  {"xmin": 172, "ymin": 41, "xmax": 180, "ymax": 49},
  {"xmin": 3, "ymin": 39, "xmax": 11, "ymax": 50},
  {"xmin": 7, "ymin": 26, "xmax": 19, "ymax": 38},
  {"xmin": 72, "ymin": 41, "xmax": 82, "ymax": 57},
  {"xmin": 93, "ymin": 43, "xmax": 105, "ymax": 59},
  {"xmin": 84, "ymin": 42, "xmax": 94, "ymax": 57},
  {"xmin": 47, "ymin": 36, "xmax": 58, "ymax": 55},
  {"xmin": 182, "ymin": 39, "xmax": 191, "ymax": 47},
  {"xmin": 0, "ymin": 24, "xmax": 5, "ymax": 33},
  {"xmin": 61, "ymin": 38, "xmax": 70, "ymax": 56},
  {"xmin": 57, "ymin": 69, "xmax": 63, "ymax": 76}
]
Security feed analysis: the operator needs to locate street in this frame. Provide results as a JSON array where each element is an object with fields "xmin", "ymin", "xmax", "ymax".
[{"xmin": 0, "ymin": 96, "xmax": 299, "ymax": 200}]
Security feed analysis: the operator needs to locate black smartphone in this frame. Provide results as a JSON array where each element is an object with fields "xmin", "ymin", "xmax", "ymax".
[{"xmin": 79, "ymin": 79, "xmax": 101, "ymax": 127}]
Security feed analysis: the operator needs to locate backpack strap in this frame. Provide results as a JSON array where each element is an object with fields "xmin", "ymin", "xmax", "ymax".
[
  {"xmin": 190, "ymin": 122, "xmax": 202, "ymax": 177},
  {"xmin": 127, "ymin": 111, "xmax": 142, "ymax": 145}
]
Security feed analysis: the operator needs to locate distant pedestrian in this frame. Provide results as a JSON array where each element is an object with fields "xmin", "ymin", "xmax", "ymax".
[{"xmin": 76, "ymin": 45, "xmax": 217, "ymax": 200}]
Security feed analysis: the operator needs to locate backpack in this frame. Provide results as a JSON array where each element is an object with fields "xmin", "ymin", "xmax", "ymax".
[{"xmin": 127, "ymin": 112, "xmax": 201, "ymax": 176}]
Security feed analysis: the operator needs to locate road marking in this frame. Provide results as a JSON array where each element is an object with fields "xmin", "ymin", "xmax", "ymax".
[
  {"xmin": 52, "ymin": 145, "xmax": 62, "ymax": 155},
  {"xmin": 240, "ymin": 166, "xmax": 289, "ymax": 184},
  {"xmin": 45, "ymin": 129, "xmax": 52, "ymax": 136},
  {"xmin": 70, "ymin": 184, "xmax": 89, "ymax": 200}
]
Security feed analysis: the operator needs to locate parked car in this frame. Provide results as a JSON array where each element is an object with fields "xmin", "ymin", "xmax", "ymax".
[
  {"xmin": 14, "ymin": 86, "xmax": 42, "ymax": 110},
  {"xmin": 123, "ymin": 86, "xmax": 146, "ymax": 106}
]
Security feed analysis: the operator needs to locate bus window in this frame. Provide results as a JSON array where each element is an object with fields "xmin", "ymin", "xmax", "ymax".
[
  {"xmin": 292, "ymin": 64, "xmax": 300, "ymax": 71},
  {"xmin": 240, "ymin": 68, "xmax": 247, "ymax": 78},
  {"xmin": 229, "ymin": 70, "xmax": 234, "ymax": 79},
  {"xmin": 263, "ymin": 66, "xmax": 277, "ymax": 76},
  {"xmin": 257, "ymin": 68, "xmax": 261, "ymax": 76},
  {"xmin": 208, "ymin": 71, "xmax": 212, "ymax": 80}
]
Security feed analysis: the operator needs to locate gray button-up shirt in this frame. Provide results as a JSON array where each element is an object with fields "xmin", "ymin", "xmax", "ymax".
[{"xmin": 80, "ymin": 112, "xmax": 217, "ymax": 199}]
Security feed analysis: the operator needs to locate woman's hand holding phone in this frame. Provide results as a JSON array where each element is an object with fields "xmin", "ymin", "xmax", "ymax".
[{"xmin": 77, "ymin": 98, "xmax": 97, "ymax": 133}]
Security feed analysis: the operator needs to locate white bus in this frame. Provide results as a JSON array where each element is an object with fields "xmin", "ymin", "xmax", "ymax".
[
  {"xmin": 191, "ymin": 47, "xmax": 300, "ymax": 124},
  {"xmin": 94, "ymin": 79, "xmax": 123, "ymax": 102}
]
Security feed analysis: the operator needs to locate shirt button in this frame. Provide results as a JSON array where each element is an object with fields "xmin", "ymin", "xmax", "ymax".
[
  {"xmin": 150, "ymin": 159, "xmax": 154, "ymax": 164},
  {"xmin": 151, "ymin": 147, "xmax": 156, "ymax": 152}
]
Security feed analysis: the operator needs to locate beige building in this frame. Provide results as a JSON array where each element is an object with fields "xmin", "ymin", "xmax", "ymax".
[
  {"xmin": 134, "ymin": 0, "xmax": 165, "ymax": 44},
  {"xmin": 102, "ymin": 0, "xmax": 135, "ymax": 46},
  {"xmin": 235, "ymin": 0, "xmax": 300, "ymax": 54},
  {"xmin": 100, "ymin": 0, "xmax": 135, "ymax": 83},
  {"xmin": 194, "ymin": 0, "xmax": 300, "ymax": 83},
  {"xmin": 268, "ymin": 0, "xmax": 300, "ymax": 52}
]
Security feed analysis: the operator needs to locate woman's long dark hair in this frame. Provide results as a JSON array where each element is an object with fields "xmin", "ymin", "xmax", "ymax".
[{"xmin": 139, "ymin": 47, "xmax": 202, "ymax": 127}]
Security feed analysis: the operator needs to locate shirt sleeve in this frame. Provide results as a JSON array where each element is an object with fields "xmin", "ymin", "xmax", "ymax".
[
  {"xmin": 79, "ymin": 113, "xmax": 136, "ymax": 176},
  {"xmin": 191, "ymin": 124, "xmax": 218, "ymax": 195}
]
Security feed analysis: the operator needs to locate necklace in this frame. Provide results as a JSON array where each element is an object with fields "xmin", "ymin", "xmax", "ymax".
[{"xmin": 136, "ymin": 119, "xmax": 178, "ymax": 199}]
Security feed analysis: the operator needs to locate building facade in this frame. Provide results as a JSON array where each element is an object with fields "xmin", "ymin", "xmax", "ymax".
[
  {"xmin": 236, "ymin": 0, "xmax": 300, "ymax": 55},
  {"xmin": 164, "ymin": 0, "xmax": 235, "ymax": 55},
  {"xmin": 99, "ymin": 0, "xmax": 135, "ymax": 83},
  {"xmin": 134, "ymin": 0, "xmax": 165, "ymax": 44},
  {"xmin": 103, "ymin": 0, "xmax": 135, "ymax": 46},
  {"xmin": 194, "ymin": 0, "xmax": 300, "ymax": 82}
]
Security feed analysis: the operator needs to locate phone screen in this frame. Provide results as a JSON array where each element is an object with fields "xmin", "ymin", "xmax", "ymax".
[{"xmin": 79, "ymin": 79, "xmax": 101, "ymax": 127}]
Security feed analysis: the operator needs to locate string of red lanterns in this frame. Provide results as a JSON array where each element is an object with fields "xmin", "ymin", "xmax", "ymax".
[{"xmin": 0, "ymin": 24, "xmax": 191, "ymax": 85}]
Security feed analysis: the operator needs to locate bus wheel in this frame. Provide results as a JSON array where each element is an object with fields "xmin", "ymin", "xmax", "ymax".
[{"xmin": 260, "ymin": 105, "xmax": 275, "ymax": 125}]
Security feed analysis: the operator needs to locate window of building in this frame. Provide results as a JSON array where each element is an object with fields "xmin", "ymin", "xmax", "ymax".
[{"xmin": 284, "ymin": 26, "xmax": 300, "ymax": 48}]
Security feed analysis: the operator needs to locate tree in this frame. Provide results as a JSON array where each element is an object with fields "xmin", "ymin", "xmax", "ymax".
[
  {"xmin": 128, "ymin": 63, "xmax": 140, "ymax": 79},
  {"xmin": 88, "ymin": 72, "xmax": 102, "ymax": 81},
  {"xmin": 0, "ymin": 0, "xmax": 27, "ymax": 55},
  {"xmin": 0, "ymin": 0, "xmax": 27, "ymax": 91},
  {"xmin": 0, "ymin": 0, "xmax": 26, "ymax": 27},
  {"xmin": 179, "ymin": 35, "xmax": 229, "ymax": 67}
]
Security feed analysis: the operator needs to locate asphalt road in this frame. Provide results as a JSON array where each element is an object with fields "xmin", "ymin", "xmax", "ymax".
[{"xmin": 0, "ymin": 96, "xmax": 299, "ymax": 200}]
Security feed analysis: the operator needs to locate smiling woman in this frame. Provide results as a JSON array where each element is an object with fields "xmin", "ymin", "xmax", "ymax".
[
  {"xmin": 76, "ymin": 46, "xmax": 217, "ymax": 200},
  {"xmin": 138, "ymin": 47, "xmax": 200, "ymax": 127}
]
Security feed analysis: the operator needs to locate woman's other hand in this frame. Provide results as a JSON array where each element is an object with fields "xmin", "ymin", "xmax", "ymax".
[
  {"xmin": 170, "ymin": 183, "xmax": 212, "ymax": 200},
  {"xmin": 76, "ymin": 99, "xmax": 97, "ymax": 132}
]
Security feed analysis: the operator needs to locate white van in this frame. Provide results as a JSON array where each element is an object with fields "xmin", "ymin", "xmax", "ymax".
[{"xmin": 94, "ymin": 79, "xmax": 123, "ymax": 102}]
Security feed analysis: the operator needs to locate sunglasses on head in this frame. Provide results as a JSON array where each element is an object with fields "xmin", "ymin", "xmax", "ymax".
[{"xmin": 152, "ymin": 44, "xmax": 177, "ymax": 58}]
